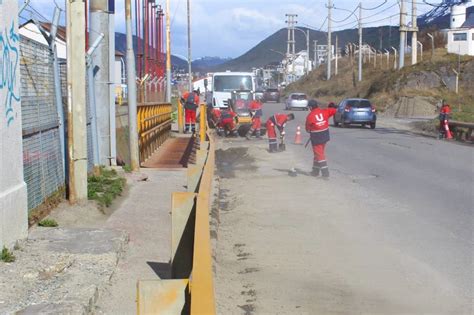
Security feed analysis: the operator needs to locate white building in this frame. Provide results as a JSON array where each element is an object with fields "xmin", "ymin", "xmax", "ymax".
[
  {"xmin": 285, "ymin": 50, "xmax": 313, "ymax": 82},
  {"xmin": 447, "ymin": 4, "xmax": 474, "ymax": 56}
]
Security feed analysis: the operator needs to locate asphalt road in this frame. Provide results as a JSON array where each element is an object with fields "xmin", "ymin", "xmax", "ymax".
[{"xmin": 214, "ymin": 102, "xmax": 473, "ymax": 315}]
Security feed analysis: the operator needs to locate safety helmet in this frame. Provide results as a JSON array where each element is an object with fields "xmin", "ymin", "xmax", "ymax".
[{"xmin": 308, "ymin": 99, "xmax": 319, "ymax": 108}]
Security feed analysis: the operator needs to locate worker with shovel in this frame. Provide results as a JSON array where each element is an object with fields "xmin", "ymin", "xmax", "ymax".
[
  {"xmin": 266, "ymin": 113, "xmax": 295, "ymax": 152},
  {"xmin": 305, "ymin": 100, "xmax": 337, "ymax": 179}
]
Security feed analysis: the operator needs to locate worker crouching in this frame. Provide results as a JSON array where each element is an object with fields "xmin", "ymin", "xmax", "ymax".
[
  {"xmin": 305, "ymin": 100, "xmax": 337, "ymax": 178},
  {"xmin": 217, "ymin": 107, "xmax": 238, "ymax": 137},
  {"xmin": 246, "ymin": 99, "xmax": 263, "ymax": 139},
  {"xmin": 266, "ymin": 113, "xmax": 295, "ymax": 152}
]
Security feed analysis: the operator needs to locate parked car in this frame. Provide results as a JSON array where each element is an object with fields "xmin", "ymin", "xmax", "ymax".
[
  {"xmin": 263, "ymin": 88, "xmax": 280, "ymax": 102},
  {"xmin": 254, "ymin": 89, "xmax": 264, "ymax": 101},
  {"xmin": 333, "ymin": 98, "xmax": 376, "ymax": 129},
  {"xmin": 285, "ymin": 93, "xmax": 308, "ymax": 110}
]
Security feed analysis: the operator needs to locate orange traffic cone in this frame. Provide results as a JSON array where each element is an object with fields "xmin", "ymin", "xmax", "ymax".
[
  {"xmin": 294, "ymin": 125, "xmax": 302, "ymax": 144},
  {"xmin": 444, "ymin": 120, "xmax": 453, "ymax": 139}
]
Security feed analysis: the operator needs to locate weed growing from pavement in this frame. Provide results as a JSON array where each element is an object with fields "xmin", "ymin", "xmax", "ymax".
[
  {"xmin": 1, "ymin": 247, "xmax": 15, "ymax": 263},
  {"xmin": 122, "ymin": 164, "xmax": 132, "ymax": 173},
  {"xmin": 38, "ymin": 219, "xmax": 58, "ymax": 227},
  {"xmin": 88, "ymin": 167, "xmax": 126, "ymax": 208}
]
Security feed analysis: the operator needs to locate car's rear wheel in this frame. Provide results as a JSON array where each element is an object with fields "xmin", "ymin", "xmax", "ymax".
[{"xmin": 370, "ymin": 122, "xmax": 376, "ymax": 129}]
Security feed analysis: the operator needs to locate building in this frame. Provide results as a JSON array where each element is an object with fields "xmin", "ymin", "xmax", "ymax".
[
  {"xmin": 284, "ymin": 50, "xmax": 313, "ymax": 83},
  {"xmin": 447, "ymin": 4, "xmax": 474, "ymax": 56}
]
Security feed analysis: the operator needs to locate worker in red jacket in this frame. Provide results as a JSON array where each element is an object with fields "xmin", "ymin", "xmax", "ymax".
[
  {"xmin": 181, "ymin": 90, "xmax": 200, "ymax": 133},
  {"xmin": 438, "ymin": 102, "xmax": 451, "ymax": 139},
  {"xmin": 246, "ymin": 99, "xmax": 263, "ymax": 139},
  {"xmin": 219, "ymin": 106, "xmax": 238, "ymax": 137},
  {"xmin": 305, "ymin": 100, "xmax": 337, "ymax": 178},
  {"xmin": 266, "ymin": 113, "xmax": 295, "ymax": 152}
]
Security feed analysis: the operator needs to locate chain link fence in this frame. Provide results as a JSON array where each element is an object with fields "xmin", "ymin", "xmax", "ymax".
[
  {"xmin": 20, "ymin": 36, "xmax": 64, "ymax": 211},
  {"xmin": 20, "ymin": 35, "xmax": 94, "ymax": 212}
]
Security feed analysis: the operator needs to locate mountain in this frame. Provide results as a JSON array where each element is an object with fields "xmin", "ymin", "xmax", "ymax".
[
  {"xmin": 213, "ymin": 26, "xmax": 402, "ymax": 72},
  {"xmin": 114, "ymin": 32, "xmax": 187, "ymax": 69},
  {"xmin": 213, "ymin": 7, "xmax": 474, "ymax": 72},
  {"xmin": 192, "ymin": 56, "xmax": 231, "ymax": 72}
]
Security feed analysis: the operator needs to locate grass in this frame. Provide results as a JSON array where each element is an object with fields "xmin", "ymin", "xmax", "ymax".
[
  {"xmin": 122, "ymin": 164, "xmax": 132, "ymax": 173},
  {"xmin": 1, "ymin": 247, "xmax": 15, "ymax": 263},
  {"xmin": 285, "ymin": 48, "xmax": 474, "ymax": 122},
  {"xmin": 38, "ymin": 218, "xmax": 58, "ymax": 227},
  {"xmin": 88, "ymin": 167, "xmax": 126, "ymax": 208}
]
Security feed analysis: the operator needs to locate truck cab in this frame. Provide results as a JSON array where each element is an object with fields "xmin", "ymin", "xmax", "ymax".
[{"xmin": 210, "ymin": 72, "xmax": 255, "ymax": 108}]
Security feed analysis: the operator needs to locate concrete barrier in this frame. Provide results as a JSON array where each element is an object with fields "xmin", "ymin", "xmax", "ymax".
[{"xmin": 137, "ymin": 132, "xmax": 216, "ymax": 315}]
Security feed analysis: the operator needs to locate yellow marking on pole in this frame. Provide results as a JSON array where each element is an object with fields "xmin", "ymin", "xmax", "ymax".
[{"xmin": 178, "ymin": 99, "xmax": 184, "ymax": 133}]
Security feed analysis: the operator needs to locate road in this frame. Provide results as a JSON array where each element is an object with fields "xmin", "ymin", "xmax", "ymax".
[{"xmin": 214, "ymin": 102, "xmax": 473, "ymax": 315}]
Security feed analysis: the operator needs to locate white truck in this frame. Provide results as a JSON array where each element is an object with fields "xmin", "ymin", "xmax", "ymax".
[{"xmin": 208, "ymin": 71, "xmax": 256, "ymax": 108}]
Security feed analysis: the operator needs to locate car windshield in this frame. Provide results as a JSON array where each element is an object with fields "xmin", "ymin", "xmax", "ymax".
[
  {"xmin": 214, "ymin": 75, "xmax": 253, "ymax": 92},
  {"xmin": 291, "ymin": 94, "xmax": 306, "ymax": 100},
  {"xmin": 346, "ymin": 100, "xmax": 371, "ymax": 108}
]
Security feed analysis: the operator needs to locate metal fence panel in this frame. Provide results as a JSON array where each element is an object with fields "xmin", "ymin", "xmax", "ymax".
[{"xmin": 20, "ymin": 36, "xmax": 64, "ymax": 211}]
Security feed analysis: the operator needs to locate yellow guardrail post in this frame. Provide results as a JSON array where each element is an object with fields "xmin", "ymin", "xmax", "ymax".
[
  {"xmin": 178, "ymin": 99, "xmax": 184, "ymax": 133},
  {"xmin": 199, "ymin": 103, "xmax": 207, "ymax": 144}
]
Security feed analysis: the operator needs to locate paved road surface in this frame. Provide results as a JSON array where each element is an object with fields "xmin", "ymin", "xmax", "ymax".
[{"xmin": 214, "ymin": 102, "xmax": 473, "ymax": 315}]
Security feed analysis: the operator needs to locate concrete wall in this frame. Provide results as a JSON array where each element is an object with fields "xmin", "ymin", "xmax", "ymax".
[{"xmin": 0, "ymin": 0, "xmax": 28, "ymax": 249}]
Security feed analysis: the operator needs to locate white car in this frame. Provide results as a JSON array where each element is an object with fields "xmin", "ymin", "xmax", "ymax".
[{"xmin": 285, "ymin": 93, "xmax": 308, "ymax": 110}]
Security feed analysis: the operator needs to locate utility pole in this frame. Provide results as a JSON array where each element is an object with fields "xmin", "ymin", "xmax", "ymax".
[
  {"xmin": 327, "ymin": 0, "xmax": 332, "ymax": 80},
  {"xmin": 358, "ymin": 2, "xmax": 362, "ymax": 82},
  {"xmin": 399, "ymin": 0, "xmax": 407, "ymax": 69},
  {"xmin": 90, "ymin": 0, "xmax": 113, "ymax": 166},
  {"xmin": 125, "ymin": 0, "xmax": 140, "ymax": 171},
  {"xmin": 314, "ymin": 40, "xmax": 318, "ymax": 67},
  {"xmin": 411, "ymin": 0, "xmax": 418, "ymax": 65},
  {"xmin": 187, "ymin": 0, "xmax": 192, "ymax": 92},
  {"xmin": 427, "ymin": 33, "xmax": 434, "ymax": 60},
  {"xmin": 66, "ymin": 0, "xmax": 87, "ymax": 203},
  {"xmin": 335, "ymin": 35, "xmax": 338, "ymax": 75},
  {"xmin": 166, "ymin": 0, "xmax": 171, "ymax": 102},
  {"xmin": 285, "ymin": 14, "xmax": 297, "ymax": 81},
  {"xmin": 306, "ymin": 30, "xmax": 310, "ymax": 75}
]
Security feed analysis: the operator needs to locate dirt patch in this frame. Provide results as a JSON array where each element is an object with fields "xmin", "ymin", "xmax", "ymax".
[{"xmin": 216, "ymin": 147, "xmax": 257, "ymax": 178}]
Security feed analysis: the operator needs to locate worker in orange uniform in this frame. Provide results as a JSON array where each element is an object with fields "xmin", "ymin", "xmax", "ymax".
[
  {"xmin": 246, "ymin": 98, "xmax": 263, "ymax": 139},
  {"xmin": 305, "ymin": 100, "xmax": 337, "ymax": 179},
  {"xmin": 266, "ymin": 113, "xmax": 295, "ymax": 152},
  {"xmin": 438, "ymin": 102, "xmax": 452, "ymax": 139},
  {"xmin": 219, "ymin": 106, "xmax": 238, "ymax": 137},
  {"xmin": 181, "ymin": 90, "xmax": 200, "ymax": 133}
]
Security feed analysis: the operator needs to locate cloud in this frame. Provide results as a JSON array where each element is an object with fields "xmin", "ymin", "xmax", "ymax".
[{"xmin": 20, "ymin": 0, "xmax": 436, "ymax": 59}]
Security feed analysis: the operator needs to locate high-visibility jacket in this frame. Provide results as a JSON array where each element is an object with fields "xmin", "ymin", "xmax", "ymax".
[
  {"xmin": 182, "ymin": 91, "xmax": 199, "ymax": 110},
  {"xmin": 305, "ymin": 107, "xmax": 337, "ymax": 145}
]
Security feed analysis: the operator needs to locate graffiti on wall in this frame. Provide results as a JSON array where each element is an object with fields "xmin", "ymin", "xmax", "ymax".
[{"xmin": 0, "ymin": 21, "xmax": 21, "ymax": 127}]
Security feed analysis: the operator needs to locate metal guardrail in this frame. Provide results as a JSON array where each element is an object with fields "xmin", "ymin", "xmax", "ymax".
[
  {"xmin": 137, "ymin": 102, "xmax": 173, "ymax": 163},
  {"xmin": 137, "ymin": 120, "xmax": 216, "ymax": 315},
  {"xmin": 449, "ymin": 120, "xmax": 474, "ymax": 142}
]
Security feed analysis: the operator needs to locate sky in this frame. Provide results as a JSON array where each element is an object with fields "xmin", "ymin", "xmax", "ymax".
[{"xmin": 18, "ymin": 0, "xmax": 437, "ymax": 59}]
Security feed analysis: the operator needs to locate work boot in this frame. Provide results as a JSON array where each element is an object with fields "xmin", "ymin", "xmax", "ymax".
[{"xmin": 311, "ymin": 168, "xmax": 320, "ymax": 177}]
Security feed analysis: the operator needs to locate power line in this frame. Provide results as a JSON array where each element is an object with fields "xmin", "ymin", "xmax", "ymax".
[{"xmin": 362, "ymin": 0, "xmax": 388, "ymax": 10}]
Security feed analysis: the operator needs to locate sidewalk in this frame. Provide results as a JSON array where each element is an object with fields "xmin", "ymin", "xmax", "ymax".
[
  {"xmin": 0, "ymin": 168, "xmax": 186, "ymax": 314},
  {"xmin": 95, "ymin": 169, "xmax": 187, "ymax": 314}
]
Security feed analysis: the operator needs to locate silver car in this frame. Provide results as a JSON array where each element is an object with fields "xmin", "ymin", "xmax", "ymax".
[{"xmin": 285, "ymin": 93, "xmax": 308, "ymax": 110}]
